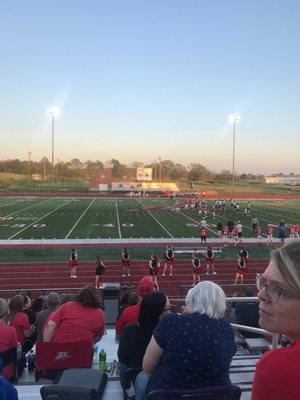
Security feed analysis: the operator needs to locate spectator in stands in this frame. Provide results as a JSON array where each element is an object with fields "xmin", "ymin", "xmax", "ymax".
[
  {"xmin": 118, "ymin": 292, "xmax": 170, "ymax": 392},
  {"xmin": 115, "ymin": 277, "xmax": 154, "ymax": 341},
  {"xmin": 4, "ymin": 295, "xmax": 33, "ymax": 353},
  {"xmin": 35, "ymin": 292, "xmax": 60, "ymax": 341},
  {"xmin": 235, "ymin": 286, "xmax": 259, "ymax": 338},
  {"xmin": 252, "ymin": 240, "xmax": 300, "ymax": 400},
  {"xmin": 30, "ymin": 296, "xmax": 46, "ymax": 316},
  {"xmin": 117, "ymin": 292, "xmax": 139, "ymax": 321},
  {"xmin": 43, "ymin": 285, "xmax": 105, "ymax": 346},
  {"xmin": 0, "ymin": 357, "xmax": 18, "ymax": 400},
  {"xmin": 120, "ymin": 287, "xmax": 130, "ymax": 306},
  {"xmin": 0, "ymin": 299, "xmax": 18, "ymax": 380},
  {"xmin": 60, "ymin": 293, "xmax": 76, "ymax": 305},
  {"xmin": 19, "ymin": 294, "xmax": 36, "ymax": 325},
  {"xmin": 135, "ymin": 281, "xmax": 236, "ymax": 399}
]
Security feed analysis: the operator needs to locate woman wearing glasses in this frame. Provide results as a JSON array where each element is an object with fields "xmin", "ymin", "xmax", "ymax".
[{"xmin": 252, "ymin": 240, "xmax": 300, "ymax": 400}]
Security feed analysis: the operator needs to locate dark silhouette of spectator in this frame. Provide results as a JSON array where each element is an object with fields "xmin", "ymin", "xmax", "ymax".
[
  {"xmin": 19, "ymin": 294, "xmax": 36, "ymax": 325},
  {"xmin": 115, "ymin": 277, "xmax": 154, "ymax": 341},
  {"xmin": 235, "ymin": 286, "xmax": 259, "ymax": 338},
  {"xmin": 118, "ymin": 292, "xmax": 170, "ymax": 392},
  {"xmin": 60, "ymin": 293, "xmax": 76, "ymax": 305},
  {"xmin": 35, "ymin": 292, "xmax": 61, "ymax": 341}
]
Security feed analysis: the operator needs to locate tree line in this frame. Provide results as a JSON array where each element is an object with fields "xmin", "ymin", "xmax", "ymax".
[{"xmin": 0, "ymin": 158, "xmax": 269, "ymax": 182}]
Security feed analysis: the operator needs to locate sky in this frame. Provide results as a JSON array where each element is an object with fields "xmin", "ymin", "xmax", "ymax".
[{"xmin": 1, "ymin": 0, "xmax": 300, "ymax": 174}]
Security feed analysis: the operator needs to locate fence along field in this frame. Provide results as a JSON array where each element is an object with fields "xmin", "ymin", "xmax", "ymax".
[{"xmin": 0, "ymin": 197, "xmax": 299, "ymax": 240}]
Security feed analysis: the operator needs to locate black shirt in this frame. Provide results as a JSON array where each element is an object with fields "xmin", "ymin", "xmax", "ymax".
[{"xmin": 118, "ymin": 324, "xmax": 152, "ymax": 368}]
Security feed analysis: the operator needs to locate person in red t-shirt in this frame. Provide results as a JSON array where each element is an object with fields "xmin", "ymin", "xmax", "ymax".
[
  {"xmin": 252, "ymin": 241, "xmax": 300, "ymax": 400},
  {"xmin": 5, "ymin": 295, "xmax": 32, "ymax": 352},
  {"xmin": 0, "ymin": 299, "xmax": 19, "ymax": 380},
  {"xmin": 115, "ymin": 277, "xmax": 154, "ymax": 341},
  {"xmin": 43, "ymin": 285, "xmax": 105, "ymax": 346},
  {"xmin": 200, "ymin": 226, "xmax": 207, "ymax": 243}
]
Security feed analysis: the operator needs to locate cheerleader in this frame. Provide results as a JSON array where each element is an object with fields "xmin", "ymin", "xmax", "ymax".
[
  {"xmin": 162, "ymin": 245, "xmax": 175, "ymax": 276},
  {"xmin": 121, "ymin": 248, "xmax": 131, "ymax": 277},
  {"xmin": 205, "ymin": 246, "xmax": 216, "ymax": 275},
  {"xmin": 149, "ymin": 254, "xmax": 160, "ymax": 290},
  {"xmin": 95, "ymin": 256, "xmax": 105, "ymax": 289},
  {"xmin": 69, "ymin": 248, "xmax": 78, "ymax": 278},
  {"xmin": 234, "ymin": 256, "xmax": 247, "ymax": 285},
  {"xmin": 192, "ymin": 253, "xmax": 201, "ymax": 286}
]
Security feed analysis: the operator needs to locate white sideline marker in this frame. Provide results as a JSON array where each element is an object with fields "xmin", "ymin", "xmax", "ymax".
[
  {"xmin": 65, "ymin": 199, "xmax": 95, "ymax": 239},
  {"xmin": 115, "ymin": 199, "xmax": 122, "ymax": 238},
  {"xmin": 3, "ymin": 198, "xmax": 54, "ymax": 218}
]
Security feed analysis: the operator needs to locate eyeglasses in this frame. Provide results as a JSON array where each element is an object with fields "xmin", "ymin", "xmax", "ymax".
[{"xmin": 256, "ymin": 273, "xmax": 292, "ymax": 303}]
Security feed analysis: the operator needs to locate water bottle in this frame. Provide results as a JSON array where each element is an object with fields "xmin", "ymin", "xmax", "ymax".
[
  {"xmin": 99, "ymin": 348, "xmax": 106, "ymax": 372},
  {"xmin": 28, "ymin": 350, "xmax": 35, "ymax": 371}
]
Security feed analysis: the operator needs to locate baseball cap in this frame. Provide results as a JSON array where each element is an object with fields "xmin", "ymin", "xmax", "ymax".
[{"xmin": 137, "ymin": 277, "xmax": 154, "ymax": 297}]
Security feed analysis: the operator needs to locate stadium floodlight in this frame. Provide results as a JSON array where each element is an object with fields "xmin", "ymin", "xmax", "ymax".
[
  {"xmin": 47, "ymin": 106, "xmax": 60, "ymax": 183},
  {"xmin": 229, "ymin": 113, "xmax": 240, "ymax": 198}
]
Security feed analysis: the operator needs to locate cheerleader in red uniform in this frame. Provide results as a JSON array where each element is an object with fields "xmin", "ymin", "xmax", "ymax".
[
  {"xmin": 192, "ymin": 253, "xmax": 201, "ymax": 286},
  {"xmin": 162, "ymin": 245, "xmax": 176, "ymax": 276},
  {"xmin": 205, "ymin": 246, "xmax": 216, "ymax": 275},
  {"xmin": 149, "ymin": 254, "xmax": 160, "ymax": 290},
  {"xmin": 234, "ymin": 256, "xmax": 247, "ymax": 285},
  {"xmin": 121, "ymin": 248, "xmax": 131, "ymax": 277},
  {"xmin": 95, "ymin": 256, "xmax": 105, "ymax": 289},
  {"xmin": 68, "ymin": 248, "xmax": 78, "ymax": 278}
]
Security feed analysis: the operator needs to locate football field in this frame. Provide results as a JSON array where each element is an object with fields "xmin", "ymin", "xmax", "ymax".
[{"xmin": 0, "ymin": 197, "xmax": 299, "ymax": 240}]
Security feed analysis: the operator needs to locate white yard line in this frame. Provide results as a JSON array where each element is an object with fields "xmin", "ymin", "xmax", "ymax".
[
  {"xmin": 4, "ymin": 198, "xmax": 54, "ymax": 217},
  {"xmin": 115, "ymin": 199, "xmax": 122, "ymax": 238},
  {"xmin": 0, "ymin": 200, "xmax": 21, "ymax": 209},
  {"xmin": 253, "ymin": 207, "xmax": 299, "ymax": 223},
  {"xmin": 9, "ymin": 200, "xmax": 73, "ymax": 240},
  {"xmin": 65, "ymin": 199, "xmax": 95, "ymax": 239},
  {"xmin": 147, "ymin": 210, "xmax": 174, "ymax": 238}
]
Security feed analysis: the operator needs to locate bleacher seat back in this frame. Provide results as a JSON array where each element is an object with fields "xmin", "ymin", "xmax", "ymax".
[
  {"xmin": 0, "ymin": 388, "xmax": 6, "ymax": 400},
  {"xmin": 40, "ymin": 369, "xmax": 108, "ymax": 400},
  {"xmin": 147, "ymin": 384, "xmax": 241, "ymax": 400},
  {"xmin": 35, "ymin": 341, "xmax": 92, "ymax": 371}
]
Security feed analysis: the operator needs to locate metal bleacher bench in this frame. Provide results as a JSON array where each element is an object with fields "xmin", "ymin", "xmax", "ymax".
[{"xmin": 174, "ymin": 247, "xmax": 222, "ymax": 258}]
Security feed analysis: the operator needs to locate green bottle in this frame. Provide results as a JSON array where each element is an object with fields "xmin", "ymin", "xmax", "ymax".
[{"xmin": 99, "ymin": 348, "xmax": 106, "ymax": 371}]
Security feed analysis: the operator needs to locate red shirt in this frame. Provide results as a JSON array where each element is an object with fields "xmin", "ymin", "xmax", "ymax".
[
  {"xmin": 10, "ymin": 312, "xmax": 30, "ymax": 345},
  {"xmin": 0, "ymin": 324, "xmax": 18, "ymax": 379},
  {"xmin": 252, "ymin": 340, "xmax": 300, "ymax": 400},
  {"xmin": 267, "ymin": 226, "xmax": 273, "ymax": 235},
  {"xmin": 200, "ymin": 227, "xmax": 206, "ymax": 236},
  {"xmin": 49, "ymin": 301, "xmax": 105, "ymax": 345},
  {"xmin": 116, "ymin": 303, "xmax": 141, "ymax": 336},
  {"xmin": 233, "ymin": 227, "xmax": 238, "ymax": 236},
  {"xmin": 257, "ymin": 227, "xmax": 262, "ymax": 235}
]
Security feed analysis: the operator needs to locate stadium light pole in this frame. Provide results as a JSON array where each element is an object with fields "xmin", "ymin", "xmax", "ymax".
[
  {"xmin": 47, "ymin": 107, "xmax": 60, "ymax": 183},
  {"xmin": 229, "ymin": 114, "xmax": 240, "ymax": 199}
]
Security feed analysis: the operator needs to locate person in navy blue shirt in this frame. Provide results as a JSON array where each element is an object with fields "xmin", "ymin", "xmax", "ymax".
[{"xmin": 135, "ymin": 281, "xmax": 236, "ymax": 400}]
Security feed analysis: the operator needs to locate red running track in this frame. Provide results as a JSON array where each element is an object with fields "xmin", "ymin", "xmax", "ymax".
[{"xmin": 0, "ymin": 259, "xmax": 268, "ymax": 299}]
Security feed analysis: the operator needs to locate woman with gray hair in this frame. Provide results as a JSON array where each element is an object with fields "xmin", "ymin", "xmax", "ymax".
[
  {"xmin": 135, "ymin": 281, "xmax": 236, "ymax": 400},
  {"xmin": 252, "ymin": 240, "xmax": 300, "ymax": 400}
]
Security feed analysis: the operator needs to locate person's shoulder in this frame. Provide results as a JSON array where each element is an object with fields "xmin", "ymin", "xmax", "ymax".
[{"xmin": 257, "ymin": 346, "xmax": 294, "ymax": 370}]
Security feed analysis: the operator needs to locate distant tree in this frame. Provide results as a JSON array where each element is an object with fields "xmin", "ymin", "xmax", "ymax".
[
  {"xmin": 188, "ymin": 163, "xmax": 214, "ymax": 182},
  {"xmin": 131, "ymin": 161, "xmax": 144, "ymax": 168},
  {"xmin": 110, "ymin": 159, "xmax": 127, "ymax": 178}
]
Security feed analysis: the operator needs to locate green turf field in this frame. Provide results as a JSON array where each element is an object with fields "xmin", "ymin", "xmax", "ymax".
[{"xmin": 0, "ymin": 197, "xmax": 299, "ymax": 240}]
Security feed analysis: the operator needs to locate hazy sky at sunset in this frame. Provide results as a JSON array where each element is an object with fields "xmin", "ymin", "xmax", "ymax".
[{"xmin": 1, "ymin": 0, "xmax": 300, "ymax": 174}]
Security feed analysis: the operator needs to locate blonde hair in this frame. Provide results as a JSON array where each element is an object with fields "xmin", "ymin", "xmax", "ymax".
[{"xmin": 271, "ymin": 240, "xmax": 300, "ymax": 294}]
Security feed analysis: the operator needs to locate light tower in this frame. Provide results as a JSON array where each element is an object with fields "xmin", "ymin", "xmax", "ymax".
[
  {"xmin": 228, "ymin": 114, "xmax": 240, "ymax": 198},
  {"xmin": 47, "ymin": 106, "xmax": 60, "ymax": 183}
]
